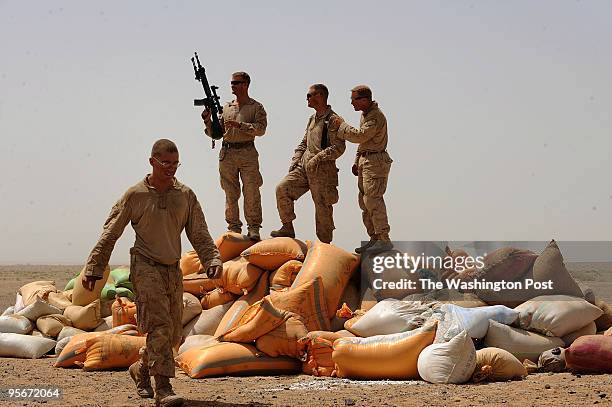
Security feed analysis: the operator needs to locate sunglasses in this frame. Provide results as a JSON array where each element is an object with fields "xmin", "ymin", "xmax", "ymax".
[
  {"xmin": 306, "ymin": 92, "xmax": 319, "ymax": 99},
  {"xmin": 351, "ymin": 96, "xmax": 368, "ymax": 101},
  {"xmin": 152, "ymin": 156, "xmax": 181, "ymax": 168},
  {"xmin": 231, "ymin": 80, "xmax": 246, "ymax": 85}
]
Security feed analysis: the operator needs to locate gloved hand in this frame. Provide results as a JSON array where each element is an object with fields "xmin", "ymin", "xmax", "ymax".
[
  {"xmin": 351, "ymin": 164, "xmax": 359, "ymax": 176},
  {"xmin": 288, "ymin": 161, "xmax": 299, "ymax": 173},
  {"xmin": 206, "ymin": 264, "xmax": 223, "ymax": 279}
]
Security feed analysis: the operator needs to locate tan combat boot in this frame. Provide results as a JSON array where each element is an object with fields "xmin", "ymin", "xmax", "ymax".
[
  {"xmin": 154, "ymin": 375, "xmax": 184, "ymax": 407},
  {"xmin": 355, "ymin": 237, "xmax": 376, "ymax": 254},
  {"xmin": 270, "ymin": 222, "xmax": 295, "ymax": 238},
  {"xmin": 128, "ymin": 359, "xmax": 154, "ymax": 398},
  {"xmin": 247, "ymin": 226, "xmax": 261, "ymax": 241}
]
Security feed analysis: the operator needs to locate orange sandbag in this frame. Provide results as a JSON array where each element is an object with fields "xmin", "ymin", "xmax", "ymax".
[
  {"xmin": 255, "ymin": 316, "xmax": 309, "ymax": 358},
  {"xmin": 214, "ymin": 272, "xmax": 269, "ymax": 337},
  {"xmin": 215, "ymin": 257, "xmax": 265, "ymax": 295},
  {"xmin": 218, "ymin": 298, "xmax": 289, "ymax": 343},
  {"xmin": 332, "ymin": 321, "xmax": 437, "ymax": 379},
  {"xmin": 472, "ymin": 347, "xmax": 527, "ymax": 382},
  {"xmin": 200, "ymin": 289, "xmax": 238, "ymax": 310},
  {"xmin": 291, "ymin": 241, "xmax": 360, "ymax": 320},
  {"xmin": 565, "ymin": 335, "xmax": 612, "ymax": 373},
  {"xmin": 299, "ymin": 331, "xmax": 355, "ymax": 377},
  {"xmin": 176, "ymin": 342, "xmax": 301, "ymax": 378},
  {"xmin": 215, "ymin": 232, "xmax": 257, "ymax": 262},
  {"xmin": 183, "ymin": 273, "xmax": 217, "ymax": 296},
  {"xmin": 82, "ymin": 334, "xmax": 146, "ymax": 371},
  {"xmin": 270, "ymin": 276, "xmax": 330, "ymax": 332},
  {"xmin": 241, "ymin": 237, "xmax": 308, "ymax": 270},
  {"xmin": 111, "ymin": 297, "xmax": 137, "ymax": 327},
  {"xmin": 269, "ymin": 260, "xmax": 302, "ymax": 290},
  {"xmin": 180, "ymin": 250, "xmax": 203, "ymax": 276}
]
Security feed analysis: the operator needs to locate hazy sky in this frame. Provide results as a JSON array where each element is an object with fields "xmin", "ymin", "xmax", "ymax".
[{"xmin": 1, "ymin": 1, "xmax": 611, "ymax": 264}]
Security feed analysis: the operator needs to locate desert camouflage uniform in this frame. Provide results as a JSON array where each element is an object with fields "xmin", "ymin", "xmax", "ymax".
[
  {"xmin": 275, "ymin": 106, "xmax": 345, "ymax": 243},
  {"xmin": 205, "ymin": 98, "xmax": 267, "ymax": 232},
  {"xmin": 338, "ymin": 102, "xmax": 392, "ymax": 240},
  {"xmin": 85, "ymin": 176, "xmax": 221, "ymax": 377}
]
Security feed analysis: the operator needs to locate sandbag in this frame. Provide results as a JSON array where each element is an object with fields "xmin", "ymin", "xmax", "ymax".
[
  {"xmin": 347, "ymin": 299, "xmax": 433, "ymax": 337},
  {"xmin": 55, "ymin": 336, "xmax": 72, "ymax": 356},
  {"xmin": 403, "ymin": 289, "xmax": 487, "ymax": 309},
  {"xmin": 63, "ymin": 290, "xmax": 73, "ymax": 302},
  {"xmin": 515, "ymin": 295, "xmax": 603, "ymax": 337},
  {"xmin": 218, "ymin": 297, "xmax": 289, "ymax": 343},
  {"xmin": 334, "ymin": 322, "xmax": 437, "ymax": 379},
  {"xmin": 47, "ymin": 291, "xmax": 72, "ymax": 311},
  {"xmin": 178, "ymin": 334, "xmax": 217, "ymax": 355},
  {"xmin": 182, "ymin": 293, "xmax": 203, "ymax": 326},
  {"xmin": 269, "ymin": 276, "xmax": 330, "ymax": 332},
  {"xmin": 359, "ymin": 288, "xmax": 378, "ymax": 312},
  {"xmin": 472, "ymin": 347, "xmax": 527, "ymax": 382},
  {"xmin": 71, "ymin": 265, "xmax": 111, "ymax": 306},
  {"xmin": 36, "ymin": 314, "xmax": 72, "ymax": 338},
  {"xmin": 180, "ymin": 250, "xmax": 204, "ymax": 275},
  {"xmin": 269, "ymin": 260, "xmax": 302, "ymax": 290},
  {"xmin": 183, "ymin": 273, "xmax": 217, "ymax": 296},
  {"xmin": 200, "ymin": 289, "xmax": 238, "ymax": 310},
  {"xmin": 291, "ymin": 241, "xmax": 360, "ymax": 320},
  {"xmin": 299, "ymin": 331, "xmax": 354, "ymax": 377},
  {"xmin": 111, "ymin": 297, "xmax": 137, "ymax": 327},
  {"xmin": 14, "ymin": 293, "xmax": 25, "ymax": 313},
  {"xmin": 435, "ymin": 304, "xmax": 518, "ymax": 342},
  {"xmin": 65, "ymin": 278, "xmax": 76, "ymax": 291},
  {"xmin": 0, "ymin": 314, "xmax": 33, "ymax": 334},
  {"xmin": 19, "ymin": 280, "xmax": 58, "ymax": 306},
  {"xmin": 31, "ymin": 329, "xmax": 44, "ymax": 337},
  {"xmin": 183, "ymin": 302, "xmax": 232, "ymax": 337},
  {"xmin": 214, "ymin": 272, "xmax": 269, "ymax": 337},
  {"xmin": 484, "ymin": 320, "xmax": 564, "ymax": 362},
  {"xmin": 595, "ymin": 300, "xmax": 612, "ymax": 331},
  {"xmin": 100, "ymin": 284, "xmax": 117, "ymax": 302},
  {"xmin": 363, "ymin": 249, "xmax": 423, "ymax": 300},
  {"xmin": 255, "ymin": 315, "xmax": 309, "ymax": 358},
  {"xmin": 63, "ymin": 299, "xmax": 103, "ymax": 330},
  {"xmin": 2, "ymin": 306, "xmax": 15, "ymax": 316},
  {"xmin": 115, "ymin": 287, "xmax": 135, "ymax": 300},
  {"xmin": 16, "ymin": 297, "xmax": 62, "ymax": 321},
  {"xmin": 538, "ymin": 347, "xmax": 566, "ymax": 373},
  {"xmin": 83, "ymin": 334, "xmax": 146, "ymax": 371},
  {"xmin": 240, "ymin": 237, "xmax": 307, "ymax": 270},
  {"xmin": 417, "ymin": 330, "xmax": 476, "ymax": 384},
  {"xmin": 58, "ymin": 326, "xmax": 86, "ymax": 341},
  {"xmin": 176, "ymin": 342, "xmax": 301, "ymax": 378},
  {"xmin": 215, "ymin": 232, "xmax": 257, "ymax": 262},
  {"xmin": 562, "ymin": 321, "xmax": 597, "ymax": 347},
  {"xmin": 0, "ymin": 333, "xmax": 56, "ymax": 359},
  {"xmin": 606, "ymin": 327, "xmax": 612, "ymax": 336},
  {"xmin": 109, "ymin": 267, "xmax": 130, "ymax": 285},
  {"xmin": 215, "ymin": 257, "xmax": 265, "ymax": 295},
  {"xmin": 94, "ymin": 316, "xmax": 114, "ymax": 332},
  {"xmin": 330, "ymin": 277, "xmax": 361, "ymax": 332},
  {"xmin": 565, "ymin": 335, "xmax": 612, "ymax": 373},
  {"xmin": 530, "ymin": 241, "xmax": 584, "ymax": 298}
]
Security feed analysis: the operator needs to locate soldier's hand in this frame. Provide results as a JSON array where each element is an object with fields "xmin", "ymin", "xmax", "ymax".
[
  {"xmin": 329, "ymin": 116, "xmax": 344, "ymax": 131},
  {"xmin": 288, "ymin": 162, "xmax": 298, "ymax": 173},
  {"xmin": 225, "ymin": 120, "xmax": 240, "ymax": 129},
  {"xmin": 81, "ymin": 275, "xmax": 98, "ymax": 291},
  {"xmin": 351, "ymin": 164, "xmax": 359, "ymax": 176},
  {"xmin": 201, "ymin": 109, "xmax": 212, "ymax": 123},
  {"xmin": 206, "ymin": 265, "xmax": 222, "ymax": 279},
  {"xmin": 306, "ymin": 157, "xmax": 320, "ymax": 174}
]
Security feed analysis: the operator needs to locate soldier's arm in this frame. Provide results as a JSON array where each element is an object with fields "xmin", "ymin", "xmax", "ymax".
[
  {"xmin": 84, "ymin": 192, "xmax": 132, "ymax": 279},
  {"xmin": 289, "ymin": 122, "xmax": 309, "ymax": 168},
  {"xmin": 338, "ymin": 118, "xmax": 378, "ymax": 144},
  {"xmin": 238, "ymin": 104, "xmax": 267, "ymax": 137},
  {"xmin": 185, "ymin": 191, "xmax": 222, "ymax": 270}
]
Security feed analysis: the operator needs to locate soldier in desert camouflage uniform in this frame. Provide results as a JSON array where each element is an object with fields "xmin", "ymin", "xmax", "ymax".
[
  {"xmin": 202, "ymin": 71, "xmax": 267, "ymax": 241},
  {"xmin": 271, "ymin": 84, "xmax": 345, "ymax": 243},
  {"xmin": 81, "ymin": 139, "xmax": 222, "ymax": 407}
]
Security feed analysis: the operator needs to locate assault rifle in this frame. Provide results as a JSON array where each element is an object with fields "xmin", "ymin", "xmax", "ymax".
[{"xmin": 191, "ymin": 52, "xmax": 223, "ymax": 148}]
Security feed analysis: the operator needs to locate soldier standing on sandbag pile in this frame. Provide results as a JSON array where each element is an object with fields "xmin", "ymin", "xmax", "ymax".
[
  {"xmin": 271, "ymin": 84, "xmax": 345, "ymax": 243},
  {"xmin": 201, "ymin": 71, "xmax": 267, "ymax": 241},
  {"xmin": 81, "ymin": 139, "xmax": 222, "ymax": 407},
  {"xmin": 330, "ymin": 85, "xmax": 393, "ymax": 254}
]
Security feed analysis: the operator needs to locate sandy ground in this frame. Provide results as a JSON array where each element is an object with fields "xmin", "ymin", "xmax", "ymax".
[{"xmin": 1, "ymin": 265, "xmax": 611, "ymax": 407}]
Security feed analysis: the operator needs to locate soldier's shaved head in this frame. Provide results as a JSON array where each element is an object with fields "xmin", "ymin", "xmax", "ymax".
[
  {"xmin": 351, "ymin": 85, "xmax": 372, "ymax": 100},
  {"xmin": 311, "ymin": 84, "xmax": 329, "ymax": 100},
  {"xmin": 232, "ymin": 71, "xmax": 251, "ymax": 85},
  {"xmin": 151, "ymin": 139, "xmax": 178, "ymax": 158}
]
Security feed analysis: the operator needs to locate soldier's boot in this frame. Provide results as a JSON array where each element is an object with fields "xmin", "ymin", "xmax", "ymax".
[
  {"xmin": 247, "ymin": 227, "xmax": 261, "ymax": 241},
  {"xmin": 154, "ymin": 375, "xmax": 184, "ymax": 407},
  {"xmin": 228, "ymin": 226, "xmax": 242, "ymax": 234},
  {"xmin": 270, "ymin": 222, "xmax": 295, "ymax": 239},
  {"xmin": 128, "ymin": 360, "xmax": 154, "ymax": 399},
  {"xmin": 355, "ymin": 237, "xmax": 376, "ymax": 254},
  {"xmin": 367, "ymin": 236, "xmax": 393, "ymax": 254}
]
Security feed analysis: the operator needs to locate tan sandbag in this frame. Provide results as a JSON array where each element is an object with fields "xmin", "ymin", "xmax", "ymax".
[
  {"xmin": 241, "ymin": 237, "xmax": 308, "ymax": 270},
  {"xmin": 63, "ymin": 290, "xmax": 73, "ymax": 302},
  {"xmin": 176, "ymin": 341, "xmax": 301, "ymax": 378},
  {"xmin": 180, "ymin": 250, "xmax": 203, "ymax": 276},
  {"xmin": 182, "ymin": 292, "xmax": 203, "ymax": 326},
  {"xmin": 178, "ymin": 334, "xmax": 217, "ymax": 355},
  {"xmin": 330, "ymin": 277, "xmax": 361, "ymax": 332},
  {"xmin": 36, "ymin": 314, "xmax": 72, "ymax": 338},
  {"xmin": 184, "ymin": 302, "xmax": 233, "ymax": 337},
  {"xmin": 515, "ymin": 295, "xmax": 603, "ymax": 337},
  {"xmin": 595, "ymin": 300, "xmax": 612, "ymax": 331},
  {"xmin": 484, "ymin": 320, "xmax": 564, "ymax": 362},
  {"xmin": 215, "ymin": 257, "xmax": 265, "ymax": 295},
  {"xmin": 472, "ymin": 347, "xmax": 527, "ymax": 382},
  {"xmin": 333, "ymin": 321, "xmax": 437, "ymax": 379},
  {"xmin": 255, "ymin": 315, "xmax": 309, "ymax": 358},
  {"xmin": 299, "ymin": 331, "xmax": 355, "ymax": 377},
  {"xmin": 562, "ymin": 321, "xmax": 597, "ymax": 347},
  {"xmin": 111, "ymin": 297, "xmax": 137, "ymax": 327},
  {"xmin": 530, "ymin": 240, "xmax": 584, "ymax": 298},
  {"xmin": 200, "ymin": 289, "xmax": 238, "ymax": 310},
  {"xmin": 214, "ymin": 272, "xmax": 269, "ymax": 337},
  {"xmin": 100, "ymin": 300, "xmax": 113, "ymax": 319},
  {"xmin": 269, "ymin": 260, "xmax": 302, "ymax": 290},
  {"xmin": 215, "ymin": 232, "xmax": 257, "ymax": 262},
  {"xmin": 218, "ymin": 298, "xmax": 289, "ymax": 343},
  {"xmin": 183, "ymin": 273, "xmax": 217, "ymax": 296},
  {"xmin": 31, "ymin": 329, "xmax": 44, "ymax": 337},
  {"xmin": 291, "ymin": 241, "xmax": 360, "ymax": 320},
  {"xmin": 363, "ymin": 249, "xmax": 423, "ymax": 300},
  {"xmin": 47, "ymin": 291, "xmax": 72, "ymax": 311},
  {"xmin": 63, "ymin": 299, "xmax": 103, "ymax": 330},
  {"xmin": 270, "ymin": 276, "xmax": 330, "ymax": 332},
  {"xmin": 19, "ymin": 280, "xmax": 58, "ymax": 306},
  {"xmin": 82, "ymin": 334, "xmax": 146, "ymax": 371},
  {"xmin": 605, "ymin": 327, "xmax": 612, "ymax": 336},
  {"xmin": 565, "ymin": 335, "xmax": 612, "ymax": 373},
  {"xmin": 94, "ymin": 316, "xmax": 114, "ymax": 332},
  {"xmin": 71, "ymin": 265, "xmax": 111, "ymax": 306}
]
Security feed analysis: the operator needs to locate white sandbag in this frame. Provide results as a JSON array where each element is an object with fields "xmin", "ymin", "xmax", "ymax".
[
  {"xmin": 484, "ymin": 320, "xmax": 564, "ymax": 362},
  {"xmin": 0, "ymin": 315, "xmax": 33, "ymax": 334},
  {"xmin": 57, "ymin": 326, "xmax": 86, "ymax": 342},
  {"xmin": 16, "ymin": 298, "xmax": 62, "ymax": 321},
  {"xmin": 347, "ymin": 299, "xmax": 434, "ymax": 337},
  {"xmin": 14, "ymin": 293, "xmax": 25, "ymax": 313},
  {"xmin": 94, "ymin": 315, "xmax": 114, "ymax": 332},
  {"xmin": 182, "ymin": 292, "xmax": 203, "ymax": 326},
  {"xmin": 515, "ymin": 295, "xmax": 603, "ymax": 337},
  {"xmin": 178, "ymin": 334, "xmax": 217, "ymax": 355},
  {"xmin": 2, "ymin": 306, "xmax": 15, "ymax": 316},
  {"xmin": 435, "ymin": 304, "xmax": 518, "ymax": 342},
  {"xmin": 183, "ymin": 302, "xmax": 233, "ymax": 338},
  {"xmin": 55, "ymin": 336, "xmax": 72, "ymax": 356},
  {"xmin": 417, "ymin": 330, "xmax": 476, "ymax": 384},
  {"xmin": 0, "ymin": 332, "xmax": 56, "ymax": 359},
  {"xmin": 561, "ymin": 321, "xmax": 597, "ymax": 347}
]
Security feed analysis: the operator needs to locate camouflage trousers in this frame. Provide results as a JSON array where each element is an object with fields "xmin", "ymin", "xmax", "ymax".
[
  {"xmin": 219, "ymin": 144, "xmax": 263, "ymax": 231},
  {"xmin": 275, "ymin": 164, "xmax": 339, "ymax": 243},
  {"xmin": 357, "ymin": 151, "xmax": 392, "ymax": 240},
  {"xmin": 130, "ymin": 250, "xmax": 183, "ymax": 377}
]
